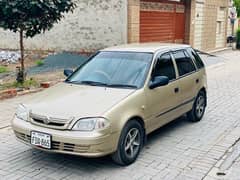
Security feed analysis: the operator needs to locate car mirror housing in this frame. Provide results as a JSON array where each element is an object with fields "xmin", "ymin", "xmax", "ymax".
[
  {"xmin": 64, "ymin": 69, "xmax": 73, "ymax": 77},
  {"xmin": 149, "ymin": 76, "xmax": 169, "ymax": 89}
]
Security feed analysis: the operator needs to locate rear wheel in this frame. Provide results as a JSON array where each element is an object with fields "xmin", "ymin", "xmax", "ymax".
[
  {"xmin": 111, "ymin": 120, "xmax": 144, "ymax": 166},
  {"xmin": 187, "ymin": 91, "xmax": 207, "ymax": 122}
]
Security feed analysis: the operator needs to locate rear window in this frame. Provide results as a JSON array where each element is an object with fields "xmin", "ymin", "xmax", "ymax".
[
  {"xmin": 187, "ymin": 48, "xmax": 205, "ymax": 69},
  {"xmin": 172, "ymin": 50, "xmax": 196, "ymax": 77}
]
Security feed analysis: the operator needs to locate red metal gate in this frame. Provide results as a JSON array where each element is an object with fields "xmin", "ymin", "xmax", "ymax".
[{"xmin": 140, "ymin": 0, "xmax": 185, "ymax": 43}]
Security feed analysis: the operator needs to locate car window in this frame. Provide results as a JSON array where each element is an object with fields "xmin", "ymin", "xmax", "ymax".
[
  {"xmin": 187, "ymin": 48, "xmax": 205, "ymax": 69},
  {"xmin": 67, "ymin": 51, "xmax": 153, "ymax": 88},
  {"xmin": 153, "ymin": 53, "xmax": 176, "ymax": 81},
  {"xmin": 173, "ymin": 50, "xmax": 196, "ymax": 76}
]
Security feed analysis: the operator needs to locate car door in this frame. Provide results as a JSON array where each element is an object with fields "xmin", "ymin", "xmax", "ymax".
[
  {"xmin": 171, "ymin": 49, "xmax": 198, "ymax": 114},
  {"xmin": 145, "ymin": 52, "xmax": 182, "ymax": 133}
]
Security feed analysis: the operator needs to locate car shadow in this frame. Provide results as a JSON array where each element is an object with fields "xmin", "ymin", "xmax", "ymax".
[{"xmin": 145, "ymin": 115, "xmax": 189, "ymax": 146}]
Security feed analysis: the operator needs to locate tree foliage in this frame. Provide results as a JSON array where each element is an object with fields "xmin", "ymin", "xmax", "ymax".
[
  {"xmin": 234, "ymin": 0, "xmax": 240, "ymax": 17},
  {"xmin": 0, "ymin": 0, "xmax": 76, "ymax": 37},
  {"xmin": 0, "ymin": 0, "xmax": 76, "ymax": 82}
]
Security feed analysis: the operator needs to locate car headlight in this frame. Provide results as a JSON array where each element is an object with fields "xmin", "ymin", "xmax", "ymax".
[
  {"xmin": 72, "ymin": 118, "xmax": 110, "ymax": 131},
  {"xmin": 16, "ymin": 104, "xmax": 29, "ymax": 121}
]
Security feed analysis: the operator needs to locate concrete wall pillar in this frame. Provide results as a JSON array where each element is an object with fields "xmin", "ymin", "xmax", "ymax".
[{"xmin": 128, "ymin": 0, "xmax": 140, "ymax": 43}]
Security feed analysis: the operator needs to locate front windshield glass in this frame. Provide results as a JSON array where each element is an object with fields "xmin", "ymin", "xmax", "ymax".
[{"xmin": 66, "ymin": 51, "xmax": 153, "ymax": 88}]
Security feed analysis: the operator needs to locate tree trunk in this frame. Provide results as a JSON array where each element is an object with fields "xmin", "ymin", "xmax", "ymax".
[
  {"xmin": 17, "ymin": 29, "xmax": 25, "ymax": 83},
  {"xmin": 20, "ymin": 29, "xmax": 24, "ymax": 72}
]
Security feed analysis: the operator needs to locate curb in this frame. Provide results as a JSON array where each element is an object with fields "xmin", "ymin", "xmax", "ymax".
[
  {"xmin": 17, "ymin": 88, "xmax": 44, "ymax": 96},
  {"xmin": 0, "ymin": 89, "xmax": 17, "ymax": 100},
  {"xmin": 0, "ymin": 80, "xmax": 62, "ymax": 101},
  {"xmin": 0, "ymin": 88, "xmax": 44, "ymax": 100}
]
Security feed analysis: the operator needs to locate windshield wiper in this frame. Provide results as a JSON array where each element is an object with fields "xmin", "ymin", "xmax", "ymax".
[
  {"xmin": 107, "ymin": 84, "xmax": 138, "ymax": 89},
  {"xmin": 65, "ymin": 80, "xmax": 82, "ymax": 84},
  {"xmin": 66, "ymin": 80, "xmax": 137, "ymax": 89},
  {"xmin": 80, "ymin": 80, "xmax": 108, "ymax": 87}
]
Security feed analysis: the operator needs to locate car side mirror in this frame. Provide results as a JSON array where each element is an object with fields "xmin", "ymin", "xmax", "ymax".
[
  {"xmin": 64, "ymin": 69, "xmax": 73, "ymax": 77},
  {"xmin": 149, "ymin": 76, "xmax": 169, "ymax": 89}
]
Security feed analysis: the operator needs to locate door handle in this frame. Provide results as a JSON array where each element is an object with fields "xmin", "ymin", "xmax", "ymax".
[
  {"xmin": 174, "ymin": 87, "xmax": 179, "ymax": 93},
  {"xmin": 196, "ymin": 79, "xmax": 199, "ymax": 84}
]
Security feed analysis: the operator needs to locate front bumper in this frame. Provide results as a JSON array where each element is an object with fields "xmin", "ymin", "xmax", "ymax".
[{"xmin": 12, "ymin": 116, "xmax": 119, "ymax": 157}]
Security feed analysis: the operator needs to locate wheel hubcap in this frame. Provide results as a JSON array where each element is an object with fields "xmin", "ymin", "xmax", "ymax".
[
  {"xmin": 196, "ymin": 95, "xmax": 205, "ymax": 118},
  {"xmin": 124, "ymin": 128, "xmax": 140, "ymax": 159}
]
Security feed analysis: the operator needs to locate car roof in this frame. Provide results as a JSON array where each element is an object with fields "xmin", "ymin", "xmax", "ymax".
[{"xmin": 101, "ymin": 43, "xmax": 191, "ymax": 53}]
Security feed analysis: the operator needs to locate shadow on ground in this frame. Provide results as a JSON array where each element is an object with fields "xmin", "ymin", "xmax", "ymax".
[{"xmin": 28, "ymin": 52, "xmax": 88, "ymax": 75}]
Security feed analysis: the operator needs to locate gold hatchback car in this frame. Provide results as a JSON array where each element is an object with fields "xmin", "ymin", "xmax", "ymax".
[{"xmin": 12, "ymin": 43, "xmax": 207, "ymax": 165}]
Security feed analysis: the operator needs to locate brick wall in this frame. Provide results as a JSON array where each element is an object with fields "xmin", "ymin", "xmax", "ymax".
[{"xmin": 0, "ymin": 0, "xmax": 128, "ymax": 52}]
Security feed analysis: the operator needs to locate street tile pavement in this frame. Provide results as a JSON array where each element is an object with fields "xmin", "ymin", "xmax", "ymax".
[{"xmin": 0, "ymin": 50, "xmax": 240, "ymax": 180}]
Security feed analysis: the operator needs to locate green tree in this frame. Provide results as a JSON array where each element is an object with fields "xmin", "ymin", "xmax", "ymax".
[
  {"xmin": 234, "ymin": 0, "xmax": 240, "ymax": 17},
  {"xmin": 236, "ymin": 28, "xmax": 240, "ymax": 49},
  {"xmin": 0, "ymin": 0, "xmax": 76, "ymax": 82}
]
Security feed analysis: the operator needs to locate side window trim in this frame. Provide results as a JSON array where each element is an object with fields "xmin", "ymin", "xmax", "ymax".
[
  {"xmin": 184, "ymin": 49, "xmax": 198, "ymax": 70},
  {"xmin": 169, "ymin": 52, "xmax": 179, "ymax": 79},
  {"xmin": 189, "ymin": 48, "xmax": 205, "ymax": 70},
  {"xmin": 171, "ymin": 49, "xmax": 197, "ymax": 78}
]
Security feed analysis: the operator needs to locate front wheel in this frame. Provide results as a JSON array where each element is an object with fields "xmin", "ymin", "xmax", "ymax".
[
  {"xmin": 111, "ymin": 120, "xmax": 144, "ymax": 166},
  {"xmin": 187, "ymin": 91, "xmax": 207, "ymax": 122}
]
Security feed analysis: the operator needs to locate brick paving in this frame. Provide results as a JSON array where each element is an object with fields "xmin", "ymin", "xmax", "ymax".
[{"xmin": 0, "ymin": 50, "xmax": 240, "ymax": 180}]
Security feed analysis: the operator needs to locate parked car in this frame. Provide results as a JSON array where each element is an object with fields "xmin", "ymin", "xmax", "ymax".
[{"xmin": 12, "ymin": 43, "xmax": 207, "ymax": 165}]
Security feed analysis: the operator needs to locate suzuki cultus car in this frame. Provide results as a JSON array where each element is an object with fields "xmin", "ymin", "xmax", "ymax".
[{"xmin": 12, "ymin": 43, "xmax": 207, "ymax": 165}]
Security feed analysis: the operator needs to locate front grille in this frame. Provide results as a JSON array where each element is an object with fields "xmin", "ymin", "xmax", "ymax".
[
  {"xmin": 52, "ymin": 141, "xmax": 90, "ymax": 153},
  {"xmin": 30, "ymin": 113, "xmax": 72, "ymax": 129},
  {"xmin": 14, "ymin": 131, "xmax": 89, "ymax": 153},
  {"xmin": 32, "ymin": 118, "xmax": 65, "ymax": 127},
  {"xmin": 15, "ymin": 131, "xmax": 30, "ymax": 143}
]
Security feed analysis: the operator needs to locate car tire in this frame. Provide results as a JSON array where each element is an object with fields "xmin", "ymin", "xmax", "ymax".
[
  {"xmin": 111, "ymin": 120, "xmax": 144, "ymax": 166},
  {"xmin": 187, "ymin": 90, "xmax": 207, "ymax": 122}
]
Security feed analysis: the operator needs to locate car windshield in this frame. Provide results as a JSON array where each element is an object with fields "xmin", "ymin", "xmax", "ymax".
[{"xmin": 66, "ymin": 51, "xmax": 153, "ymax": 88}]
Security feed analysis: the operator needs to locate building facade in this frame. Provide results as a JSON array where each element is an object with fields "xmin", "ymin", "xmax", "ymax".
[
  {"xmin": 128, "ymin": 0, "xmax": 230, "ymax": 51},
  {"xmin": 0, "ymin": 0, "xmax": 128, "ymax": 52},
  {"xmin": 0, "ymin": 0, "xmax": 232, "ymax": 52}
]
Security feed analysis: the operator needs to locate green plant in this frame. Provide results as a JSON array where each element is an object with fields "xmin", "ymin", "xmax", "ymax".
[
  {"xmin": 236, "ymin": 28, "xmax": 240, "ymax": 49},
  {"xmin": 0, "ymin": 78, "xmax": 39, "ymax": 91},
  {"xmin": 13, "ymin": 78, "xmax": 39, "ymax": 89},
  {"xmin": 237, "ymin": 28, "xmax": 240, "ymax": 41},
  {"xmin": 0, "ymin": 66, "xmax": 8, "ymax": 73},
  {"xmin": 0, "ymin": 0, "xmax": 76, "ymax": 82},
  {"xmin": 234, "ymin": 0, "xmax": 240, "ymax": 18},
  {"xmin": 35, "ymin": 60, "xmax": 44, "ymax": 66}
]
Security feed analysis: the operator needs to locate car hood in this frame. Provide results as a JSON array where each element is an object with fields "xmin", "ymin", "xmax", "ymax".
[{"xmin": 24, "ymin": 82, "xmax": 135, "ymax": 120}]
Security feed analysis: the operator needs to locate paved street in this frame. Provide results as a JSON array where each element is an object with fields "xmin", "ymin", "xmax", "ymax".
[{"xmin": 1, "ymin": 50, "xmax": 240, "ymax": 180}]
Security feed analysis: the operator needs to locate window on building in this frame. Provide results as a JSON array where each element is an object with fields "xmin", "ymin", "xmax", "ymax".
[{"xmin": 216, "ymin": 21, "xmax": 222, "ymax": 34}]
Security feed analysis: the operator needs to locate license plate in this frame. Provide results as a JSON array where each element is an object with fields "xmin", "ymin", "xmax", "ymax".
[{"xmin": 31, "ymin": 131, "xmax": 51, "ymax": 149}]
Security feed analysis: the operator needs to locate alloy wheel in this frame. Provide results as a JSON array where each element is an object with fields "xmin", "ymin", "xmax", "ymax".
[
  {"xmin": 196, "ymin": 95, "xmax": 205, "ymax": 118},
  {"xmin": 124, "ymin": 128, "xmax": 141, "ymax": 159}
]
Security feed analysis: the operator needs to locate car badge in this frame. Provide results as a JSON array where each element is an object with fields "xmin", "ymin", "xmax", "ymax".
[{"xmin": 43, "ymin": 117, "xmax": 50, "ymax": 124}]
